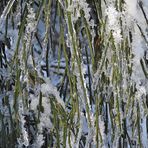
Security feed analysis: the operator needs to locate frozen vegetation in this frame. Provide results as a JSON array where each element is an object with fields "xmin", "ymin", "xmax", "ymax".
[{"xmin": 0, "ymin": 0, "xmax": 148, "ymax": 147}]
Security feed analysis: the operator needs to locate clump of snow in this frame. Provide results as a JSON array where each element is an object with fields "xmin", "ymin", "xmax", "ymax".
[
  {"xmin": 34, "ymin": 134, "xmax": 45, "ymax": 148},
  {"xmin": 124, "ymin": 0, "xmax": 138, "ymax": 18},
  {"xmin": 124, "ymin": 0, "xmax": 148, "ymax": 83},
  {"xmin": 106, "ymin": 6, "xmax": 122, "ymax": 44},
  {"xmin": 41, "ymin": 78, "xmax": 65, "ymax": 108}
]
